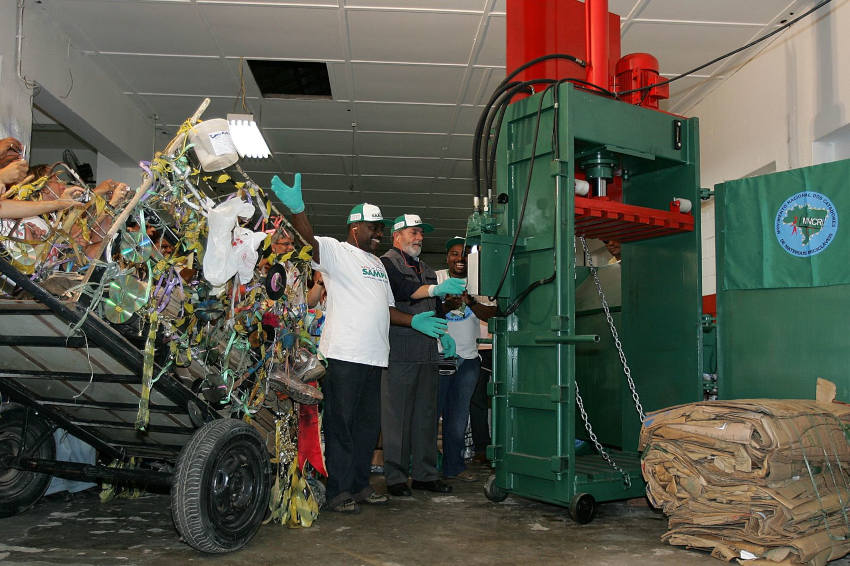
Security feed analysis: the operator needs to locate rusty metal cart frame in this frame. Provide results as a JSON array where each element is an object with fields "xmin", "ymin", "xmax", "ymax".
[{"xmin": 0, "ymin": 256, "xmax": 274, "ymax": 553}]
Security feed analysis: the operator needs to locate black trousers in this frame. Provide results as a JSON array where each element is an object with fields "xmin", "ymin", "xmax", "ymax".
[
  {"xmin": 322, "ymin": 358, "xmax": 381, "ymax": 506},
  {"xmin": 469, "ymin": 349, "xmax": 492, "ymax": 453}
]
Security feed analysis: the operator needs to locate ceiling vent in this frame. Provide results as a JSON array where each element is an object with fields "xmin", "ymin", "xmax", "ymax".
[{"xmin": 247, "ymin": 60, "xmax": 332, "ymax": 99}]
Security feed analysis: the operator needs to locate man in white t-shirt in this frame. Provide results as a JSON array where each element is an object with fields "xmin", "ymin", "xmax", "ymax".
[
  {"xmin": 270, "ymin": 174, "xmax": 451, "ymax": 514},
  {"xmin": 436, "ymin": 237, "xmax": 497, "ymax": 480}
]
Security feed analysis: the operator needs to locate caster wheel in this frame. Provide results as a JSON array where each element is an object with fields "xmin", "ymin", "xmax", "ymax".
[
  {"xmin": 569, "ymin": 493, "xmax": 596, "ymax": 524},
  {"xmin": 483, "ymin": 474, "xmax": 507, "ymax": 503}
]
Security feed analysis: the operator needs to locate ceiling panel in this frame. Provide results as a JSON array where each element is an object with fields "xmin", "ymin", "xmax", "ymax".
[
  {"xmin": 432, "ymin": 178, "xmax": 476, "ymax": 195},
  {"xmin": 638, "ymin": 0, "xmax": 791, "ymax": 24},
  {"xmin": 258, "ymin": 100, "xmax": 354, "ymax": 130},
  {"xmin": 464, "ymin": 67, "xmax": 505, "ymax": 105},
  {"xmin": 445, "ymin": 134, "xmax": 474, "ymax": 159},
  {"xmin": 448, "ymin": 159, "xmax": 474, "ymax": 179},
  {"xmin": 199, "ymin": 4, "xmax": 344, "ymax": 60},
  {"xmin": 455, "ymin": 105, "xmax": 486, "ymax": 134},
  {"xmin": 354, "ymin": 103, "xmax": 455, "ymax": 133},
  {"xmin": 264, "ymin": 129, "xmax": 353, "ymax": 155},
  {"xmin": 103, "ymin": 55, "xmax": 237, "ymax": 96},
  {"xmin": 356, "ymin": 176, "xmax": 434, "ymax": 193},
  {"xmin": 621, "ymin": 21, "xmax": 762, "ymax": 75},
  {"xmin": 358, "ymin": 155, "xmax": 442, "ymax": 177},
  {"xmin": 43, "ymin": 0, "xmax": 218, "ymax": 55},
  {"xmin": 357, "ymin": 132, "xmax": 446, "ymax": 158},
  {"xmin": 609, "ymin": 0, "xmax": 643, "ymax": 17},
  {"xmin": 348, "ymin": 10, "xmax": 480, "ymax": 64},
  {"xmin": 352, "ymin": 63, "xmax": 467, "ymax": 103},
  {"xmin": 288, "ymin": 154, "xmax": 350, "ymax": 175},
  {"xmin": 345, "ymin": 0, "xmax": 488, "ymax": 9},
  {"xmin": 475, "ymin": 15, "xmax": 506, "ymax": 67},
  {"xmin": 135, "ymin": 94, "xmax": 244, "ymax": 126}
]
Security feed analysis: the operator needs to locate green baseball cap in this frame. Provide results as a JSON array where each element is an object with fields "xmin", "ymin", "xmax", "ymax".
[
  {"xmin": 445, "ymin": 236, "xmax": 466, "ymax": 251},
  {"xmin": 392, "ymin": 214, "xmax": 434, "ymax": 233},
  {"xmin": 347, "ymin": 203, "xmax": 391, "ymax": 225}
]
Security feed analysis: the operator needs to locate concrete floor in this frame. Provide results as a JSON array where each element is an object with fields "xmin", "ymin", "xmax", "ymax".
[{"xmin": 1, "ymin": 460, "xmax": 838, "ymax": 566}]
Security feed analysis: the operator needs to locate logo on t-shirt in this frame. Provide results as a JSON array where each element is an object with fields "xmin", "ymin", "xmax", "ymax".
[{"xmin": 361, "ymin": 265, "xmax": 388, "ymax": 282}]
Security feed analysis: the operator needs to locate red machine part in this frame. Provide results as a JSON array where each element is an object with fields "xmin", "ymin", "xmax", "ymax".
[
  {"xmin": 506, "ymin": 0, "xmax": 620, "ymax": 92},
  {"xmin": 614, "ymin": 53, "xmax": 670, "ymax": 108},
  {"xmin": 573, "ymin": 196, "xmax": 694, "ymax": 243}
]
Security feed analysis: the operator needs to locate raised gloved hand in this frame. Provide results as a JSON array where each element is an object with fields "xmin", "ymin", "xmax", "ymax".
[
  {"xmin": 410, "ymin": 310, "xmax": 448, "ymax": 338},
  {"xmin": 439, "ymin": 333, "xmax": 456, "ymax": 358},
  {"xmin": 429, "ymin": 277, "xmax": 466, "ymax": 297},
  {"xmin": 270, "ymin": 173, "xmax": 304, "ymax": 214}
]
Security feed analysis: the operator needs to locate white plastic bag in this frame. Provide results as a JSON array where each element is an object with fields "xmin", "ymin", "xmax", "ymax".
[{"xmin": 203, "ymin": 198, "xmax": 265, "ymax": 287}]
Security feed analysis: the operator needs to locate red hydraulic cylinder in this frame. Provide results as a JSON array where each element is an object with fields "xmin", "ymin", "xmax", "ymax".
[{"xmin": 585, "ymin": 0, "xmax": 610, "ymax": 91}]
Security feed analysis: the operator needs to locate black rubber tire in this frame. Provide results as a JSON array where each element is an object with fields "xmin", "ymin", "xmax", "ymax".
[
  {"xmin": 483, "ymin": 474, "xmax": 508, "ymax": 502},
  {"xmin": 0, "ymin": 404, "xmax": 56, "ymax": 518},
  {"xmin": 569, "ymin": 492, "xmax": 596, "ymax": 524},
  {"xmin": 171, "ymin": 419, "xmax": 272, "ymax": 553}
]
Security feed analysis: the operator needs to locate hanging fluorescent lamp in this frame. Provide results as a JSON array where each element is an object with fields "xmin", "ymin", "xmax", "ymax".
[{"xmin": 227, "ymin": 113, "xmax": 272, "ymax": 159}]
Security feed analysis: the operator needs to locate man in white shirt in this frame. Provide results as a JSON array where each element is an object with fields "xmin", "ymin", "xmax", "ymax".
[
  {"xmin": 436, "ymin": 237, "xmax": 497, "ymax": 480},
  {"xmin": 271, "ymin": 174, "xmax": 450, "ymax": 514}
]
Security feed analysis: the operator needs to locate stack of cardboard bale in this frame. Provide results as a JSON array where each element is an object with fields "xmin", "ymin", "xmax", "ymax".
[{"xmin": 640, "ymin": 398, "xmax": 850, "ymax": 565}]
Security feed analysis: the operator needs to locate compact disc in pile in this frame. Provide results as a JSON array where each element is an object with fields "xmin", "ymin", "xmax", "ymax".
[
  {"xmin": 103, "ymin": 274, "xmax": 147, "ymax": 324},
  {"xmin": 119, "ymin": 230, "xmax": 154, "ymax": 263},
  {"xmin": 266, "ymin": 263, "xmax": 287, "ymax": 300}
]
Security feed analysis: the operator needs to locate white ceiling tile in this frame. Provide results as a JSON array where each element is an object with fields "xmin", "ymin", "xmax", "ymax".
[
  {"xmin": 357, "ymin": 176, "xmax": 434, "ymax": 192},
  {"xmin": 287, "ymin": 154, "xmax": 349, "ymax": 175},
  {"xmin": 258, "ymin": 99, "xmax": 354, "ymax": 129},
  {"xmin": 103, "ymin": 55, "xmax": 237, "ymax": 96},
  {"xmin": 638, "ymin": 0, "xmax": 788, "ymax": 24},
  {"xmin": 475, "ymin": 15, "xmax": 506, "ymax": 67},
  {"xmin": 357, "ymin": 132, "xmax": 446, "ymax": 158},
  {"xmin": 345, "ymin": 0, "xmax": 487, "ymax": 10},
  {"xmin": 354, "ymin": 103, "xmax": 455, "ymax": 133},
  {"xmin": 609, "ymin": 0, "xmax": 643, "ymax": 18},
  {"xmin": 137, "ymin": 94, "xmax": 243, "ymax": 125},
  {"xmin": 44, "ymin": 0, "xmax": 218, "ymax": 55},
  {"xmin": 621, "ymin": 21, "xmax": 759, "ymax": 75},
  {"xmin": 445, "ymin": 134, "xmax": 473, "ymax": 159},
  {"xmin": 464, "ymin": 67, "xmax": 506, "ymax": 105},
  {"xmin": 265, "ymin": 129, "xmax": 353, "ymax": 155},
  {"xmin": 199, "ymin": 4, "xmax": 344, "ymax": 59},
  {"xmin": 358, "ymin": 156, "xmax": 441, "ymax": 177},
  {"xmin": 348, "ymin": 10, "xmax": 480, "ymax": 64},
  {"xmin": 455, "ymin": 105, "xmax": 486, "ymax": 134},
  {"xmin": 352, "ymin": 63, "xmax": 467, "ymax": 104},
  {"xmin": 492, "ymin": 0, "xmax": 506, "ymax": 13}
]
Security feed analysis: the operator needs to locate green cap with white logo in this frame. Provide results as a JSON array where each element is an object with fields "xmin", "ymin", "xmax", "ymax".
[
  {"xmin": 392, "ymin": 214, "xmax": 434, "ymax": 233},
  {"xmin": 347, "ymin": 203, "xmax": 391, "ymax": 225}
]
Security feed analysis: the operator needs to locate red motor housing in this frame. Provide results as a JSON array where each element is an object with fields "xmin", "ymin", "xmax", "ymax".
[{"xmin": 614, "ymin": 53, "xmax": 669, "ymax": 109}]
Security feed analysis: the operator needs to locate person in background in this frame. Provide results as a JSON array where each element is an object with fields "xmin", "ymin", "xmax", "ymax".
[
  {"xmin": 271, "ymin": 174, "xmax": 450, "ymax": 513},
  {"xmin": 0, "ymin": 137, "xmax": 28, "ymax": 192},
  {"xmin": 437, "ymin": 237, "xmax": 498, "ymax": 479},
  {"xmin": 604, "ymin": 240, "xmax": 621, "ymax": 263},
  {"xmin": 380, "ymin": 214, "xmax": 466, "ymax": 497}
]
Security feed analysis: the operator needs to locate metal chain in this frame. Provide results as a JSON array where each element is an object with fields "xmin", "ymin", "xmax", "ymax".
[
  {"xmin": 575, "ymin": 381, "xmax": 631, "ymax": 488},
  {"xmin": 578, "ymin": 236, "xmax": 645, "ymax": 422}
]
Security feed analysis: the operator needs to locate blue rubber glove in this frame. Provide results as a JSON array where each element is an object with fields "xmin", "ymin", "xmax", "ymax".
[
  {"xmin": 440, "ymin": 333, "xmax": 456, "ymax": 358},
  {"xmin": 430, "ymin": 277, "xmax": 466, "ymax": 297},
  {"xmin": 410, "ymin": 310, "xmax": 448, "ymax": 338},
  {"xmin": 270, "ymin": 173, "xmax": 304, "ymax": 214}
]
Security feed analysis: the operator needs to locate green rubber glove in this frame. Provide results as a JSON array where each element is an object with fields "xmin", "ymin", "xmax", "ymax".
[
  {"xmin": 410, "ymin": 310, "xmax": 448, "ymax": 338},
  {"xmin": 430, "ymin": 277, "xmax": 466, "ymax": 297},
  {"xmin": 271, "ymin": 173, "xmax": 304, "ymax": 214},
  {"xmin": 440, "ymin": 333, "xmax": 457, "ymax": 358}
]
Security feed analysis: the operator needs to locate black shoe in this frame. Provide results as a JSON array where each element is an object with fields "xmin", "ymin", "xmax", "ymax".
[
  {"xmin": 411, "ymin": 479, "xmax": 452, "ymax": 493},
  {"xmin": 387, "ymin": 483, "xmax": 412, "ymax": 497}
]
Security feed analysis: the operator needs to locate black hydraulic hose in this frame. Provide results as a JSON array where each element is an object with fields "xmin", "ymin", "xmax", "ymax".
[
  {"xmin": 491, "ymin": 82, "xmax": 559, "ymax": 300},
  {"xmin": 474, "ymin": 54, "xmax": 586, "ymax": 201}
]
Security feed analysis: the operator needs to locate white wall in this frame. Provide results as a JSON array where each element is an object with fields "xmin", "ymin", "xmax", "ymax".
[
  {"xmin": 0, "ymin": 3, "xmax": 33, "ymax": 149},
  {"xmin": 96, "ymin": 153, "xmax": 145, "ymax": 188},
  {"xmin": 688, "ymin": 0, "xmax": 850, "ymax": 295}
]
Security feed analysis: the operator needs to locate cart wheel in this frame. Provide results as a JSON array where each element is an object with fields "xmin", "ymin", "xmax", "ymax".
[
  {"xmin": 171, "ymin": 419, "xmax": 272, "ymax": 553},
  {"xmin": 569, "ymin": 493, "xmax": 596, "ymax": 524},
  {"xmin": 483, "ymin": 474, "xmax": 508, "ymax": 503},
  {"xmin": 0, "ymin": 404, "xmax": 56, "ymax": 518}
]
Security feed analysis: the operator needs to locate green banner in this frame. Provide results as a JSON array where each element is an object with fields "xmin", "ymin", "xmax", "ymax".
[{"xmin": 716, "ymin": 159, "xmax": 850, "ymax": 290}]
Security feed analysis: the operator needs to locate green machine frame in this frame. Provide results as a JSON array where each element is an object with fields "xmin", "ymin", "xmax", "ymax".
[{"xmin": 469, "ymin": 84, "xmax": 704, "ymax": 515}]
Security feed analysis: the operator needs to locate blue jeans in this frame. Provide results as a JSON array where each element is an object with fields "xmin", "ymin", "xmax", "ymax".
[{"xmin": 438, "ymin": 357, "xmax": 480, "ymax": 477}]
